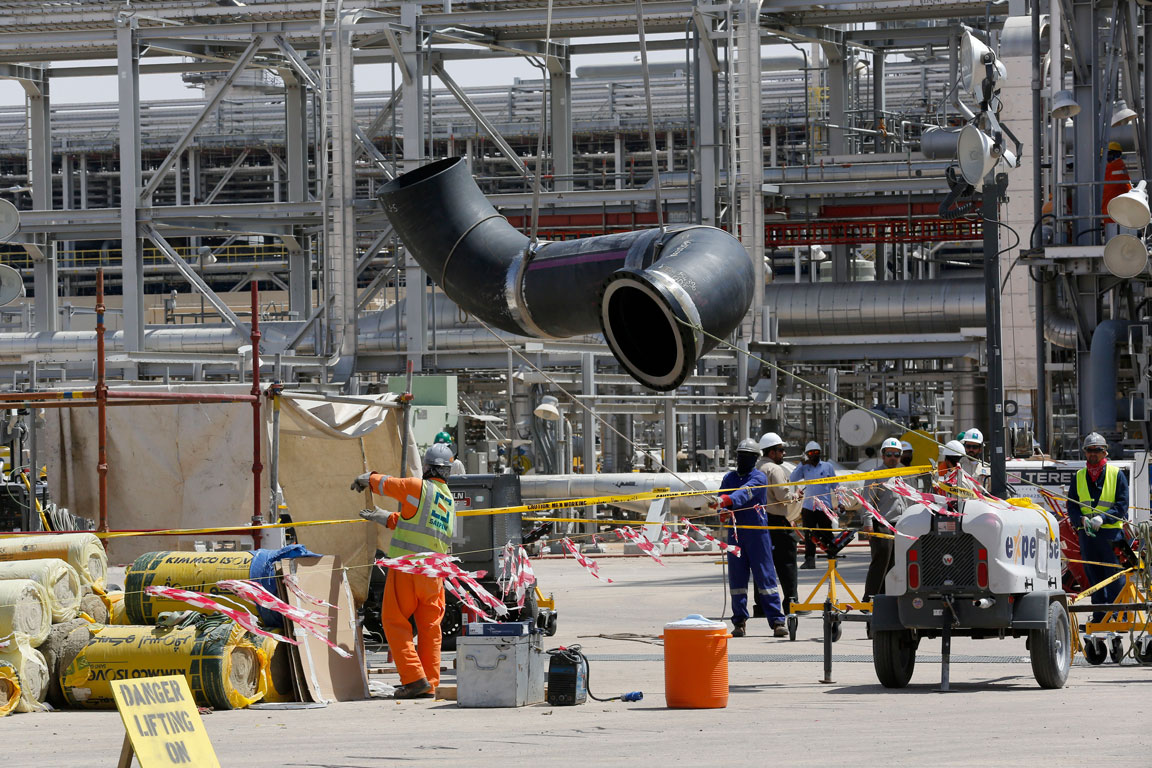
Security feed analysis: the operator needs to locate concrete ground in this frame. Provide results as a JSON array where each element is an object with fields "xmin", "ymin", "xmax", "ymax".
[{"xmin": 6, "ymin": 547, "xmax": 1152, "ymax": 766}]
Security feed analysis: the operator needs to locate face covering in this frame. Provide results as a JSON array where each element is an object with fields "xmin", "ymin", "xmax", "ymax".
[{"xmin": 736, "ymin": 451, "xmax": 757, "ymax": 475}]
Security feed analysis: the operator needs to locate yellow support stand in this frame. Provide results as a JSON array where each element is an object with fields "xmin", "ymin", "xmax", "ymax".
[{"xmin": 790, "ymin": 555, "xmax": 871, "ymax": 615}]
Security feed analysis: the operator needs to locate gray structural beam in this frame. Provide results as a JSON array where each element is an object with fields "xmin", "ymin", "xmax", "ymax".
[
  {"xmin": 23, "ymin": 67, "xmax": 54, "ymax": 332},
  {"xmin": 117, "ymin": 18, "xmax": 144, "ymax": 353}
]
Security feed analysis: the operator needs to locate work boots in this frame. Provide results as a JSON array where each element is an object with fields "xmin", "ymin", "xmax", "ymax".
[
  {"xmin": 801, "ymin": 557, "xmax": 816, "ymax": 570},
  {"xmin": 731, "ymin": 622, "xmax": 746, "ymax": 638},
  {"xmin": 392, "ymin": 678, "xmax": 433, "ymax": 699}
]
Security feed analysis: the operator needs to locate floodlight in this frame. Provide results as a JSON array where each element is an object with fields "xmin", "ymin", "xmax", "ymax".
[
  {"xmin": 198, "ymin": 245, "xmax": 217, "ymax": 265},
  {"xmin": 809, "ymin": 245, "xmax": 828, "ymax": 262},
  {"xmin": 0, "ymin": 265, "xmax": 24, "ymax": 307},
  {"xmin": 1102, "ymin": 233, "xmax": 1149, "ymax": 278},
  {"xmin": 0, "ymin": 199, "xmax": 19, "ymax": 242},
  {"xmin": 1049, "ymin": 90, "xmax": 1080, "ymax": 119},
  {"xmin": 1111, "ymin": 100, "xmax": 1138, "ymax": 127},
  {"xmin": 1108, "ymin": 180, "xmax": 1151, "ymax": 230},
  {"xmin": 533, "ymin": 395, "xmax": 561, "ymax": 421},
  {"xmin": 959, "ymin": 28, "xmax": 1006, "ymax": 97},
  {"xmin": 956, "ymin": 124, "xmax": 998, "ymax": 186}
]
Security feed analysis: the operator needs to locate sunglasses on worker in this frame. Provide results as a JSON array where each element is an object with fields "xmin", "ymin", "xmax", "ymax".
[{"xmin": 882, "ymin": 451, "xmax": 902, "ymax": 458}]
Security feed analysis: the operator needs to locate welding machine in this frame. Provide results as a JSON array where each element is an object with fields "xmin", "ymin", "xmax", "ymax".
[{"xmin": 546, "ymin": 647, "xmax": 588, "ymax": 705}]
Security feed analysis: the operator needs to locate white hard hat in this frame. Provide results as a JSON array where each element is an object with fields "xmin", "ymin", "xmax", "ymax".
[
  {"xmin": 962, "ymin": 428, "xmax": 984, "ymax": 444},
  {"xmin": 900, "ymin": 441, "xmax": 913, "ymax": 452},
  {"xmin": 804, "ymin": 441, "xmax": 822, "ymax": 454},
  {"xmin": 880, "ymin": 437, "xmax": 902, "ymax": 452},
  {"xmin": 759, "ymin": 432, "xmax": 785, "ymax": 450},
  {"xmin": 942, "ymin": 440, "xmax": 965, "ymax": 459},
  {"xmin": 1083, "ymin": 432, "xmax": 1108, "ymax": 451}
]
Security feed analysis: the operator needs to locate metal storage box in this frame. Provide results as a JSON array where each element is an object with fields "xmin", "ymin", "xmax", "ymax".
[{"xmin": 456, "ymin": 633, "xmax": 545, "ymax": 707}]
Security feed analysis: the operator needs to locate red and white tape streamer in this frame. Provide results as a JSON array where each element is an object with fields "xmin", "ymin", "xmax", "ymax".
[
  {"xmin": 498, "ymin": 543, "xmax": 536, "ymax": 610},
  {"xmin": 615, "ymin": 526, "xmax": 666, "ymax": 565},
  {"xmin": 283, "ymin": 574, "xmax": 336, "ymax": 609},
  {"xmin": 660, "ymin": 524, "xmax": 695, "ymax": 550},
  {"xmin": 813, "ymin": 496, "xmax": 839, "ymax": 525},
  {"xmin": 849, "ymin": 490, "xmax": 914, "ymax": 540},
  {"xmin": 683, "ymin": 518, "xmax": 741, "ymax": 558},
  {"xmin": 375, "ymin": 552, "xmax": 509, "ymax": 616},
  {"xmin": 217, "ymin": 580, "xmax": 352, "ymax": 659},
  {"xmin": 560, "ymin": 537, "xmax": 613, "ymax": 583},
  {"xmin": 145, "ymin": 585, "xmax": 296, "ymax": 646},
  {"xmin": 889, "ymin": 478, "xmax": 961, "ymax": 516}
]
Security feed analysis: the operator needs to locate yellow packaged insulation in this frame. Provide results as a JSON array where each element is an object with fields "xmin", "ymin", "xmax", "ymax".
[
  {"xmin": 105, "ymin": 590, "xmax": 129, "ymax": 625},
  {"xmin": 0, "ymin": 637, "xmax": 49, "ymax": 712},
  {"xmin": 258, "ymin": 635, "xmax": 295, "ymax": 703},
  {"xmin": 0, "ymin": 579, "xmax": 51, "ymax": 647},
  {"xmin": 61, "ymin": 618, "xmax": 268, "ymax": 710},
  {"xmin": 125, "ymin": 551, "xmax": 256, "ymax": 624},
  {"xmin": 0, "ymin": 558, "xmax": 81, "ymax": 622},
  {"xmin": 0, "ymin": 533, "xmax": 107, "ymax": 590},
  {"xmin": 0, "ymin": 660, "xmax": 19, "ymax": 716}
]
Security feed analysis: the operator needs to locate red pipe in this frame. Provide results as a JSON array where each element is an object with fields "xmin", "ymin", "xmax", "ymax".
[
  {"xmin": 96, "ymin": 270, "xmax": 108, "ymax": 536},
  {"xmin": 250, "ymin": 281, "xmax": 263, "ymax": 550}
]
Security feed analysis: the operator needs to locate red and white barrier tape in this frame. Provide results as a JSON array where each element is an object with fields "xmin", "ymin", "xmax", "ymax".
[
  {"xmin": 145, "ymin": 585, "xmax": 296, "ymax": 646},
  {"xmin": 498, "ymin": 542, "xmax": 536, "ymax": 610},
  {"xmin": 849, "ymin": 490, "xmax": 915, "ymax": 540},
  {"xmin": 217, "ymin": 580, "xmax": 351, "ymax": 659},
  {"xmin": 889, "ymin": 478, "xmax": 961, "ymax": 516},
  {"xmin": 283, "ymin": 574, "xmax": 336, "ymax": 609},
  {"xmin": 560, "ymin": 537, "xmax": 613, "ymax": 583},
  {"xmin": 615, "ymin": 526, "xmax": 666, "ymax": 565},
  {"xmin": 375, "ymin": 552, "xmax": 509, "ymax": 617},
  {"xmin": 683, "ymin": 518, "xmax": 741, "ymax": 557},
  {"xmin": 660, "ymin": 524, "xmax": 695, "ymax": 550},
  {"xmin": 813, "ymin": 496, "xmax": 840, "ymax": 525}
]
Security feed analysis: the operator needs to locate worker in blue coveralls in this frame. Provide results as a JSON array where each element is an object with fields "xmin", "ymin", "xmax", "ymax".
[
  {"xmin": 711, "ymin": 438, "xmax": 787, "ymax": 638},
  {"xmin": 1066, "ymin": 432, "xmax": 1129, "ymax": 623}
]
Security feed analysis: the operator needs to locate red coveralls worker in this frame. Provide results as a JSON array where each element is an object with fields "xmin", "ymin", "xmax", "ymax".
[
  {"xmin": 1102, "ymin": 141, "xmax": 1132, "ymax": 222},
  {"xmin": 353, "ymin": 443, "xmax": 456, "ymax": 699}
]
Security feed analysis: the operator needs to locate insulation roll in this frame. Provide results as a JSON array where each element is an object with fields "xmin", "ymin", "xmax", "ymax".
[
  {"xmin": 39, "ymin": 619, "xmax": 95, "ymax": 708},
  {"xmin": 124, "ymin": 551, "xmax": 255, "ymax": 625},
  {"xmin": 0, "ymin": 533, "xmax": 108, "ymax": 591},
  {"xmin": 106, "ymin": 591, "xmax": 128, "ymax": 625},
  {"xmin": 0, "ymin": 579, "xmax": 51, "ymax": 648},
  {"xmin": 0, "ymin": 661, "xmax": 19, "ymax": 716},
  {"xmin": 258, "ymin": 635, "xmax": 295, "ymax": 704},
  {"xmin": 125, "ymin": 545, "xmax": 318, "ymax": 627},
  {"xmin": 0, "ymin": 559, "xmax": 81, "ymax": 622},
  {"xmin": 0, "ymin": 638, "xmax": 49, "ymax": 712},
  {"xmin": 61, "ymin": 620, "xmax": 268, "ymax": 710},
  {"xmin": 80, "ymin": 593, "xmax": 109, "ymax": 624}
]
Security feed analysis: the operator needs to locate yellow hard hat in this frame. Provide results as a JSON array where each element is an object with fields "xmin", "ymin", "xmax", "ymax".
[{"xmin": 1108, "ymin": 141, "xmax": 1123, "ymax": 152}]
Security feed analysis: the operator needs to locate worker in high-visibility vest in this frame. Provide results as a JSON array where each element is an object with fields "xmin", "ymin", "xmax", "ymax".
[
  {"xmin": 1102, "ymin": 141, "xmax": 1132, "ymax": 232},
  {"xmin": 1065, "ymin": 432, "xmax": 1129, "ymax": 622},
  {"xmin": 353, "ymin": 443, "xmax": 457, "ymax": 699}
]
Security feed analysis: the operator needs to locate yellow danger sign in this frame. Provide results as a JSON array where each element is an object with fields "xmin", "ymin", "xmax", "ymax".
[{"xmin": 112, "ymin": 675, "xmax": 220, "ymax": 768}]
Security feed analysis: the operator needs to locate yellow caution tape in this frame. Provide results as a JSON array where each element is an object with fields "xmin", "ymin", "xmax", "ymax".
[
  {"xmin": 458, "ymin": 464, "xmax": 932, "ymax": 518},
  {"xmin": 1073, "ymin": 567, "xmax": 1135, "ymax": 602}
]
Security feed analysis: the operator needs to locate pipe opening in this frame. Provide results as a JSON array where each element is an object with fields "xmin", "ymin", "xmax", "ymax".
[
  {"xmin": 602, "ymin": 278, "xmax": 687, "ymax": 391},
  {"xmin": 384, "ymin": 157, "xmax": 457, "ymax": 191}
]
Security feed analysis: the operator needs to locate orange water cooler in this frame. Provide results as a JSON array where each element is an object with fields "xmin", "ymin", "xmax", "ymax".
[{"xmin": 662, "ymin": 615, "xmax": 731, "ymax": 708}]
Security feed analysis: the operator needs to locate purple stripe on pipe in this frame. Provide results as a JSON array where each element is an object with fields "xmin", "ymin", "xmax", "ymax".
[{"xmin": 526, "ymin": 250, "xmax": 629, "ymax": 271}]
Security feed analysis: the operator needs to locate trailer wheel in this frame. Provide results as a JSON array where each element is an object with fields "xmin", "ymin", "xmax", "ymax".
[
  {"xmin": 830, "ymin": 619, "xmax": 842, "ymax": 643},
  {"xmin": 1109, "ymin": 635, "xmax": 1125, "ymax": 664},
  {"xmin": 1134, "ymin": 635, "xmax": 1152, "ymax": 665},
  {"xmin": 873, "ymin": 629, "xmax": 917, "ymax": 688},
  {"xmin": 787, "ymin": 615, "xmax": 798, "ymax": 641},
  {"xmin": 1084, "ymin": 636, "xmax": 1108, "ymax": 666},
  {"xmin": 1029, "ymin": 600, "xmax": 1071, "ymax": 689}
]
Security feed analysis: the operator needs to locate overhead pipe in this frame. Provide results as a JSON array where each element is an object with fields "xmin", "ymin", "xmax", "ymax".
[
  {"xmin": 376, "ymin": 157, "xmax": 753, "ymax": 390},
  {"xmin": 1088, "ymin": 318, "xmax": 1128, "ymax": 434},
  {"xmin": 762, "ymin": 278, "xmax": 985, "ymax": 337},
  {"xmin": 1041, "ymin": 278, "xmax": 1078, "ymax": 350}
]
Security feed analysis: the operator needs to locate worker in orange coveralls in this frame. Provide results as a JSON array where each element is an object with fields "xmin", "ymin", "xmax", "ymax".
[{"xmin": 353, "ymin": 443, "xmax": 456, "ymax": 699}]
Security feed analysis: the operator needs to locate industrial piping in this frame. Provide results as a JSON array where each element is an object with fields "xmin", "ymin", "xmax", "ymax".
[
  {"xmin": 1088, "ymin": 318, "xmax": 1128, "ymax": 434},
  {"xmin": 375, "ymin": 157, "xmax": 753, "ymax": 391}
]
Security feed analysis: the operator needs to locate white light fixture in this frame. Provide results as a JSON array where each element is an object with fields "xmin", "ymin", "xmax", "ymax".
[
  {"xmin": 197, "ymin": 245, "xmax": 218, "ymax": 265},
  {"xmin": 956, "ymin": 124, "xmax": 998, "ymax": 187},
  {"xmin": 809, "ymin": 245, "xmax": 828, "ymax": 262},
  {"xmin": 1107, "ymin": 179, "xmax": 1151, "ymax": 229},
  {"xmin": 1102, "ymin": 233, "xmax": 1150, "ymax": 278},
  {"xmin": 1049, "ymin": 90, "xmax": 1080, "ymax": 119},
  {"xmin": 0, "ymin": 264, "xmax": 24, "ymax": 307},
  {"xmin": 1111, "ymin": 100, "xmax": 1138, "ymax": 127},
  {"xmin": 533, "ymin": 395, "xmax": 561, "ymax": 421},
  {"xmin": 959, "ymin": 28, "xmax": 1006, "ymax": 97}
]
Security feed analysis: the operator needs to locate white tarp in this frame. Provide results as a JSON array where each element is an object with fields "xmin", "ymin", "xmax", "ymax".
[{"xmin": 43, "ymin": 386, "xmax": 418, "ymax": 601}]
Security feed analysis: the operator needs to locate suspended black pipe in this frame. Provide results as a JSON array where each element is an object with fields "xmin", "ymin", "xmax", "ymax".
[{"xmin": 376, "ymin": 157, "xmax": 753, "ymax": 390}]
